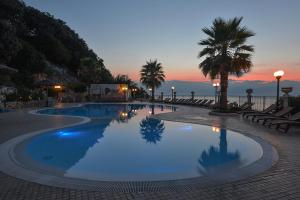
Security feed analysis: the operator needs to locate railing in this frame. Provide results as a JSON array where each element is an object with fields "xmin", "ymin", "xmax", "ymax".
[{"xmin": 155, "ymin": 95, "xmax": 277, "ymax": 111}]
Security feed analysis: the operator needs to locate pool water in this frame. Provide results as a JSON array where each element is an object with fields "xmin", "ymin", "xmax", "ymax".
[{"xmin": 22, "ymin": 104, "xmax": 263, "ymax": 181}]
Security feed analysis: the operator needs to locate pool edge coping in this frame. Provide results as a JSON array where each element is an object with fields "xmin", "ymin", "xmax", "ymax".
[{"xmin": 0, "ymin": 103, "xmax": 278, "ymax": 192}]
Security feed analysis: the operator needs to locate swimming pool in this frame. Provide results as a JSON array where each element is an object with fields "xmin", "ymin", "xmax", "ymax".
[{"xmin": 12, "ymin": 103, "xmax": 264, "ymax": 182}]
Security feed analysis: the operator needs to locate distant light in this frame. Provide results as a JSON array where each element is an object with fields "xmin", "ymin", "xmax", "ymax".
[
  {"xmin": 274, "ymin": 70, "xmax": 284, "ymax": 78},
  {"xmin": 148, "ymin": 111, "xmax": 152, "ymax": 114},
  {"xmin": 213, "ymin": 83, "xmax": 220, "ymax": 87},
  {"xmin": 171, "ymin": 86, "xmax": 175, "ymax": 90},
  {"xmin": 54, "ymin": 85, "xmax": 62, "ymax": 89},
  {"xmin": 212, "ymin": 126, "xmax": 220, "ymax": 133},
  {"xmin": 120, "ymin": 112, "xmax": 128, "ymax": 117},
  {"xmin": 148, "ymin": 88, "xmax": 152, "ymax": 91}
]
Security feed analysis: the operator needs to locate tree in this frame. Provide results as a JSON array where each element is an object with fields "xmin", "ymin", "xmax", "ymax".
[
  {"xmin": 114, "ymin": 74, "xmax": 137, "ymax": 89},
  {"xmin": 198, "ymin": 129, "xmax": 240, "ymax": 174},
  {"xmin": 9, "ymin": 41, "xmax": 47, "ymax": 88},
  {"xmin": 140, "ymin": 117, "xmax": 165, "ymax": 144},
  {"xmin": 78, "ymin": 57, "xmax": 113, "ymax": 90},
  {"xmin": 140, "ymin": 60, "xmax": 165, "ymax": 101},
  {"xmin": 0, "ymin": 20, "xmax": 21, "ymax": 64},
  {"xmin": 198, "ymin": 17, "xmax": 255, "ymax": 110}
]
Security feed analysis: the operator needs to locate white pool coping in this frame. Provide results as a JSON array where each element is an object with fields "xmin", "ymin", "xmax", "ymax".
[{"xmin": 0, "ymin": 103, "xmax": 278, "ymax": 192}]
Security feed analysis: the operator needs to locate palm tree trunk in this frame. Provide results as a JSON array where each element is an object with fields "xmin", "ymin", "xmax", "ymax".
[
  {"xmin": 220, "ymin": 71, "xmax": 228, "ymax": 110},
  {"xmin": 151, "ymin": 88, "xmax": 155, "ymax": 102}
]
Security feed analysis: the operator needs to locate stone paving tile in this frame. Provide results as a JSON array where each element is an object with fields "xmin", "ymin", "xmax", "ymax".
[{"xmin": 0, "ymin": 105, "xmax": 300, "ymax": 199}]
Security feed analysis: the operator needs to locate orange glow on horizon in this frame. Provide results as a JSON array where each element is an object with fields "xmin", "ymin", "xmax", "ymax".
[{"xmin": 115, "ymin": 63, "xmax": 300, "ymax": 82}]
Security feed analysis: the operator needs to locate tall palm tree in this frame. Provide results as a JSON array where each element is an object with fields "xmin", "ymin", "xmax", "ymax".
[
  {"xmin": 140, "ymin": 60, "xmax": 165, "ymax": 101},
  {"xmin": 198, "ymin": 129, "xmax": 240, "ymax": 174},
  {"xmin": 140, "ymin": 117, "xmax": 165, "ymax": 144},
  {"xmin": 198, "ymin": 17, "xmax": 255, "ymax": 110}
]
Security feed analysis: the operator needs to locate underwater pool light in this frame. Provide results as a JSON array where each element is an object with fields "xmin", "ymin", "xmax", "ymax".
[
  {"xmin": 180, "ymin": 125, "xmax": 193, "ymax": 131},
  {"xmin": 57, "ymin": 131, "xmax": 78, "ymax": 137}
]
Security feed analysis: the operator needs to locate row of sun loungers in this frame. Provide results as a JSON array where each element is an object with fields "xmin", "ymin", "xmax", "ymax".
[
  {"xmin": 162, "ymin": 98, "xmax": 255, "ymax": 111},
  {"xmin": 162, "ymin": 98, "xmax": 255, "ymax": 112},
  {"xmin": 163, "ymin": 98, "xmax": 215, "ymax": 108},
  {"xmin": 242, "ymin": 104, "xmax": 300, "ymax": 132}
]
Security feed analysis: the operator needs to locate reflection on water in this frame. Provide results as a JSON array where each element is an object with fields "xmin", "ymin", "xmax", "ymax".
[
  {"xmin": 140, "ymin": 117, "xmax": 165, "ymax": 144},
  {"xmin": 30, "ymin": 104, "xmax": 172, "ymax": 171},
  {"xmin": 198, "ymin": 128, "xmax": 240, "ymax": 173},
  {"xmin": 26, "ymin": 119, "xmax": 111, "ymax": 171},
  {"xmin": 24, "ymin": 104, "xmax": 260, "ymax": 181}
]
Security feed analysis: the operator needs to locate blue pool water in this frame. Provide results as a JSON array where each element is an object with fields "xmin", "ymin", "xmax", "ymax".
[{"xmin": 22, "ymin": 104, "xmax": 263, "ymax": 181}]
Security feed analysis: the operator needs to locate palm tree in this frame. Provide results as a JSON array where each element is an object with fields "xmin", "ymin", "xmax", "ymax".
[
  {"xmin": 198, "ymin": 129, "xmax": 240, "ymax": 174},
  {"xmin": 198, "ymin": 17, "xmax": 255, "ymax": 110},
  {"xmin": 140, "ymin": 117, "xmax": 165, "ymax": 144},
  {"xmin": 140, "ymin": 60, "xmax": 165, "ymax": 101}
]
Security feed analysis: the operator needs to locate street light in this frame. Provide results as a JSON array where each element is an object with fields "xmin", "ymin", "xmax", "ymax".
[
  {"xmin": 274, "ymin": 70, "xmax": 284, "ymax": 110},
  {"xmin": 171, "ymin": 86, "xmax": 175, "ymax": 101},
  {"xmin": 212, "ymin": 82, "xmax": 220, "ymax": 103},
  {"xmin": 54, "ymin": 85, "xmax": 62, "ymax": 89},
  {"xmin": 131, "ymin": 88, "xmax": 137, "ymax": 99},
  {"xmin": 121, "ymin": 86, "xmax": 128, "ymax": 101},
  {"xmin": 148, "ymin": 88, "xmax": 153, "ymax": 101},
  {"xmin": 54, "ymin": 85, "xmax": 62, "ymax": 102}
]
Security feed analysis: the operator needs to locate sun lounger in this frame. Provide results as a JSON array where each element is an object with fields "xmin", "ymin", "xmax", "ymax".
[
  {"xmin": 181, "ymin": 99, "xmax": 192, "ymax": 104},
  {"xmin": 188, "ymin": 99, "xmax": 200, "ymax": 105},
  {"xmin": 202, "ymin": 100, "xmax": 214, "ymax": 107},
  {"xmin": 174, "ymin": 98, "xmax": 184, "ymax": 104},
  {"xmin": 164, "ymin": 98, "xmax": 171, "ymax": 103},
  {"xmin": 242, "ymin": 104, "xmax": 277, "ymax": 118},
  {"xmin": 187, "ymin": 99, "xmax": 199, "ymax": 105},
  {"xmin": 240, "ymin": 102, "xmax": 254, "ymax": 111},
  {"xmin": 178, "ymin": 99, "xmax": 187, "ymax": 104},
  {"xmin": 254, "ymin": 106, "xmax": 294, "ymax": 124},
  {"xmin": 228, "ymin": 102, "xmax": 239, "ymax": 109},
  {"xmin": 272, "ymin": 120, "xmax": 300, "ymax": 133},
  {"xmin": 171, "ymin": 98, "xmax": 180, "ymax": 104},
  {"xmin": 196, "ymin": 99, "xmax": 208, "ymax": 106},
  {"xmin": 267, "ymin": 112, "xmax": 300, "ymax": 131}
]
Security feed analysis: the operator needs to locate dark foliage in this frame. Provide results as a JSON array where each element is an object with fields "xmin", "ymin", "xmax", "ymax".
[{"xmin": 0, "ymin": 0, "xmax": 112, "ymax": 88}]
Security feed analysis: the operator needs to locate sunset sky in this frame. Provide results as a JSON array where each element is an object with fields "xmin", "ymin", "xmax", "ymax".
[{"xmin": 24, "ymin": 0, "xmax": 300, "ymax": 82}]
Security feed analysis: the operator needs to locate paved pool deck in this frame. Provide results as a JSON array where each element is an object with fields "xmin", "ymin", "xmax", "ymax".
[{"xmin": 0, "ymin": 103, "xmax": 300, "ymax": 200}]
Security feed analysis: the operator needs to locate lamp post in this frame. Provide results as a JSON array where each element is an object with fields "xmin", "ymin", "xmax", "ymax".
[
  {"xmin": 54, "ymin": 85, "xmax": 62, "ymax": 102},
  {"xmin": 131, "ymin": 88, "xmax": 137, "ymax": 99},
  {"xmin": 212, "ymin": 83, "xmax": 220, "ymax": 103},
  {"xmin": 171, "ymin": 86, "xmax": 175, "ymax": 101},
  {"xmin": 148, "ymin": 88, "xmax": 152, "ymax": 101},
  {"xmin": 122, "ymin": 86, "xmax": 128, "ymax": 101},
  {"xmin": 191, "ymin": 91, "xmax": 195, "ymax": 101},
  {"xmin": 273, "ymin": 70, "xmax": 284, "ymax": 110}
]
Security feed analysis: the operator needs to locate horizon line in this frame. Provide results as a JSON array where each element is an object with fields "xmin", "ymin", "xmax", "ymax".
[{"xmin": 131, "ymin": 79, "xmax": 300, "ymax": 83}]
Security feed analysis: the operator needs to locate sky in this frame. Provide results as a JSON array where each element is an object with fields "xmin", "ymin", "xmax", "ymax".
[{"xmin": 24, "ymin": 0, "xmax": 300, "ymax": 82}]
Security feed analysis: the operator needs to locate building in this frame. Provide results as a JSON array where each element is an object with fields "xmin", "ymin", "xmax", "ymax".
[{"xmin": 89, "ymin": 84, "xmax": 129, "ymax": 102}]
